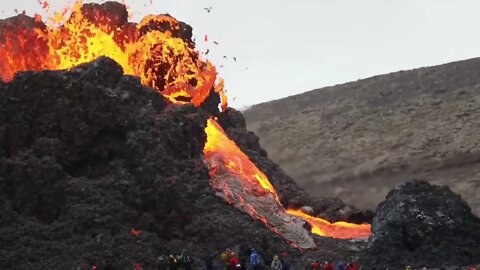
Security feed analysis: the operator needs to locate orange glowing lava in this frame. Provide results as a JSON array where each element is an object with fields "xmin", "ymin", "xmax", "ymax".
[
  {"xmin": 286, "ymin": 209, "xmax": 371, "ymax": 239},
  {"xmin": 204, "ymin": 118, "xmax": 316, "ymax": 249},
  {"xmin": 204, "ymin": 119, "xmax": 278, "ymax": 198},
  {"xmin": 204, "ymin": 119, "xmax": 371, "ymax": 242},
  {"xmin": 0, "ymin": 1, "xmax": 371, "ymax": 246},
  {"xmin": 0, "ymin": 0, "xmax": 226, "ymax": 107}
]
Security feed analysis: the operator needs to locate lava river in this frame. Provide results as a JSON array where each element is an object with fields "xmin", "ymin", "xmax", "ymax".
[
  {"xmin": 0, "ymin": 0, "xmax": 370, "ymax": 248},
  {"xmin": 203, "ymin": 119, "xmax": 371, "ymax": 247},
  {"xmin": 204, "ymin": 119, "xmax": 317, "ymax": 249}
]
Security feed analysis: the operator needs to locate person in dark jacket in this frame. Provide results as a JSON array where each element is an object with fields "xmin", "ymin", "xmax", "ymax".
[
  {"xmin": 169, "ymin": 255, "xmax": 178, "ymax": 270},
  {"xmin": 204, "ymin": 252, "xmax": 217, "ymax": 270},
  {"xmin": 156, "ymin": 255, "xmax": 169, "ymax": 270},
  {"xmin": 280, "ymin": 253, "xmax": 291, "ymax": 270},
  {"xmin": 178, "ymin": 250, "xmax": 194, "ymax": 270},
  {"xmin": 238, "ymin": 245, "xmax": 251, "ymax": 270}
]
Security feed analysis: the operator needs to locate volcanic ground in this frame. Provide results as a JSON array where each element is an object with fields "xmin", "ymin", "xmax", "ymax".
[
  {"xmin": 0, "ymin": 2, "xmax": 479, "ymax": 270},
  {"xmin": 0, "ymin": 56, "xmax": 370, "ymax": 270},
  {"xmin": 0, "ymin": 55, "xmax": 479, "ymax": 270}
]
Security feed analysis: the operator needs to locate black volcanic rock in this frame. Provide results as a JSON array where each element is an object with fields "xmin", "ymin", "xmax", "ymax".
[
  {"xmin": 363, "ymin": 180, "xmax": 480, "ymax": 268},
  {"xmin": 0, "ymin": 57, "xmax": 374, "ymax": 269},
  {"xmin": 2, "ymin": 3, "xmax": 478, "ymax": 269},
  {"xmin": 0, "ymin": 58, "xmax": 275, "ymax": 269},
  {"xmin": 0, "ymin": 56, "xmax": 479, "ymax": 270},
  {"xmin": 80, "ymin": 1, "xmax": 194, "ymax": 47}
]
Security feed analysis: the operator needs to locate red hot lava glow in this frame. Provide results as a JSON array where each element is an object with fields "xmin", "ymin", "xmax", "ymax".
[{"xmin": 0, "ymin": 0, "xmax": 370, "ymax": 248}]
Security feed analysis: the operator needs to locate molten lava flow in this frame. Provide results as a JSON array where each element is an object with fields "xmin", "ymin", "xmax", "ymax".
[
  {"xmin": 0, "ymin": 1, "xmax": 371, "ymax": 247},
  {"xmin": 0, "ymin": 0, "xmax": 225, "ymax": 107},
  {"xmin": 204, "ymin": 119, "xmax": 371, "ymax": 242},
  {"xmin": 204, "ymin": 119, "xmax": 279, "ymax": 199},
  {"xmin": 286, "ymin": 209, "xmax": 371, "ymax": 239},
  {"xmin": 204, "ymin": 119, "xmax": 317, "ymax": 249}
]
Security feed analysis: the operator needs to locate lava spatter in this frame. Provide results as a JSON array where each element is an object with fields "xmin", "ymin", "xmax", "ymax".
[
  {"xmin": 0, "ymin": 0, "xmax": 225, "ymax": 107},
  {"xmin": 0, "ymin": 0, "xmax": 371, "ymax": 247}
]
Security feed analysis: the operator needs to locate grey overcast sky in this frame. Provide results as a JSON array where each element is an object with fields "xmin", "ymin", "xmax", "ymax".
[{"xmin": 1, "ymin": 0, "xmax": 480, "ymax": 108}]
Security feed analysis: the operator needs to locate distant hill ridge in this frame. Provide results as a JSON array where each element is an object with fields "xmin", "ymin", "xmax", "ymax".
[{"xmin": 244, "ymin": 57, "xmax": 480, "ymax": 215}]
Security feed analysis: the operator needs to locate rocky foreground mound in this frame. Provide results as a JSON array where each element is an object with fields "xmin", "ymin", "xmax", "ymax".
[
  {"xmin": 0, "ymin": 58, "xmax": 372, "ymax": 269},
  {"xmin": 363, "ymin": 181, "xmax": 480, "ymax": 268}
]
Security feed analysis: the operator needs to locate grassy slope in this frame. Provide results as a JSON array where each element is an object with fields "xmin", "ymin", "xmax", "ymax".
[{"xmin": 243, "ymin": 57, "xmax": 480, "ymax": 215}]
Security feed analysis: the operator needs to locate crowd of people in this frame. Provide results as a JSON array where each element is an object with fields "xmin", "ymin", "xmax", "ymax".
[
  {"xmin": 155, "ymin": 248, "xmax": 289, "ymax": 270},
  {"xmin": 155, "ymin": 248, "xmax": 479, "ymax": 270},
  {"xmin": 156, "ymin": 250, "xmax": 195, "ymax": 270},
  {"xmin": 306, "ymin": 260, "xmax": 360, "ymax": 270},
  {"xmin": 216, "ymin": 248, "xmax": 291, "ymax": 270},
  {"xmin": 154, "ymin": 248, "xmax": 361, "ymax": 270}
]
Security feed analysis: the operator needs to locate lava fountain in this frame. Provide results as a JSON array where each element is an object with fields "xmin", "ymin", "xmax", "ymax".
[
  {"xmin": 0, "ymin": 0, "xmax": 227, "ymax": 109},
  {"xmin": 0, "ymin": 0, "xmax": 370, "ymax": 248}
]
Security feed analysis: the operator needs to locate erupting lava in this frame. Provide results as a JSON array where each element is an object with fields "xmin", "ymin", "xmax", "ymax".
[
  {"xmin": 0, "ymin": 0, "xmax": 226, "ymax": 108},
  {"xmin": 0, "ymin": 0, "xmax": 370, "ymax": 248}
]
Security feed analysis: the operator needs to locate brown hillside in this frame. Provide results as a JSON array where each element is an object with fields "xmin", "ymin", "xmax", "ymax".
[{"xmin": 243, "ymin": 57, "xmax": 480, "ymax": 215}]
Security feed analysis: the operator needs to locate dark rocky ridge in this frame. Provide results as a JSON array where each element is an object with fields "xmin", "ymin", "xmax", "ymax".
[
  {"xmin": 0, "ymin": 57, "xmax": 371, "ymax": 269},
  {"xmin": 362, "ymin": 180, "xmax": 480, "ymax": 269}
]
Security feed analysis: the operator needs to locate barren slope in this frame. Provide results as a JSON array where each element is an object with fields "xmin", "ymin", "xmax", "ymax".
[{"xmin": 244, "ymin": 57, "xmax": 480, "ymax": 215}]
